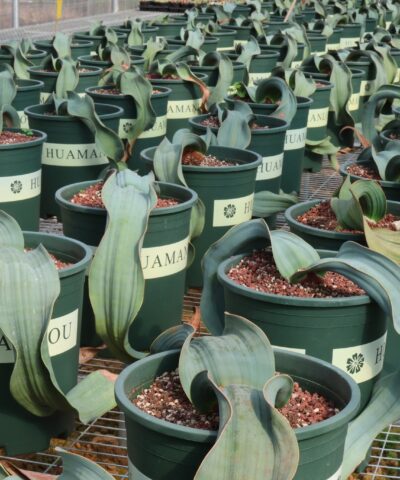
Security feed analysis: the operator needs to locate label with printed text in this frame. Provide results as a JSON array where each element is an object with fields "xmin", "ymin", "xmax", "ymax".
[
  {"xmin": 234, "ymin": 40, "xmax": 248, "ymax": 47},
  {"xmin": 359, "ymin": 80, "xmax": 372, "ymax": 97},
  {"xmin": 0, "ymin": 309, "xmax": 79, "ymax": 363},
  {"xmin": 257, "ymin": 153, "xmax": 284, "ymax": 181},
  {"xmin": 213, "ymin": 193, "xmax": 254, "ymax": 227},
  {"xmin": 339, "ymin": 37, "xmax": 360, "ymax": 48},
  {"xmin": 167, "ymin": 99, "xmax": 201, "ymax": 119},
  {"xmin": 42, "ymin": 143, "xmax": 108, "ymax": 167},
  {"xmin": 284, "ymin": 127, "xmax": 307, "ymax": 151},
  {"xmin": 0, "ymin": 169, "xmax": 41, "ymax": 202},
  {"xmin": 119, "ymin": 115, "xmax": 167, "ymax": 139},
  {"xmin": 327, "ymin": 42, "xmax": 340, "ymax": 50},
  {"xmin": 307, "ymin": 107, "xmax": 329, "ymax": 128},
  {"xmin": 331, "ymin": 332, "xmax": 387, "ymax": 383},
  {"xmin": 248, "ymin": 71, "xmax": 271, "ymax": 85},
  {"xmin": 348, "ymin": 92, "xmax": 360, "ymax": 111},
  {"xmin": 18, "ymin": 111, "xmax": 30, "ymax": 129},
  {"xmin": 141, "ymin": 237, "xmax": 189, "ymax": 280},
  {"xmin": 291, "ymin": 60, "xmax": 302, "ymax": 67}
]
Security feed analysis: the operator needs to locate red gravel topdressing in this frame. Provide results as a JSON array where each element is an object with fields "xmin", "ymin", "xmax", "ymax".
[
  {"xmin": 92, "ymin": 88, "xmax": 162, "ymax": 95},
  {"xmin": 133, "ymin": 369, "xmax": 339, "ymax": 430},
  {"xmin": 182, "ymin": 149, "xmax": 238, "ymax": 167},
  {"xmin": 25, "ymin": 249, "xmax": 72, "ymax": 270},
  {"xmin": 70, "ymin": 181, "xmax": 180, "ymax": 209},
  {"xmin": 346, "ymin": 164, "xmax": 381, "ymax": 181},
  {"xmin": 0, "ymin": 131, "xmax": 37, "ymax": 145},
  {"xmin": 227, "ymin": 249, "xmax": 365, "ymax": 298},
  {"xmin": 200, "ymin": 115, "xmax": 269, "ymax": 130},
  {"xmin": 297, "ymin": 200, "xmax": 399, "ymax": 232}
]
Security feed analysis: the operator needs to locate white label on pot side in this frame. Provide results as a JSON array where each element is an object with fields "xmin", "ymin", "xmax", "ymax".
[
  {"xmin": 291, "ymin": 60, "xmax": 302, "ymax": 68},
  {"xmin": 118, "ymin": 115, "xmax": 167, "ymax": 140},
  {"xmin": 359, "ymin": 80, "xmax": 372, "ymax": 97},
  {"xmin": 257, "ymin": 153, "xmax": 284, "ymax": 181},
  {"xmin": 339, "ymin": 37, "xmax": 360, "ymax": 48},
  {"xmin": 326, "ymin": 466, "xmax": 342, "ymax": 480},
  {"xmin": 331, "ymin": 332, "xmax": 387, "ymax": 384},
  {"xmin": 217, "ymin": 46, "xmax": 234, "ymax": 51},
  {"xmin": 348, "ymin": 92, "xmax": 360, "ymax": 112},
  {"xmin": 213, "ymin": 193, "xmax": 254, "ymax": 227},
  {"xmin": 17, "ymin": 111, "xmax": 30, "ymax": 129},
  {"xmin": 327, "ymin": 42, "xmax": 340, "ymax": 50},
  {"xmin": 284, "ymin": 127, "xmax": 307, "ymax": 151},
  {"xmin": 141, "ymin": 237, "xmax": 189, "ymax": 280},
  {"xmin": 167, "ymin": 99, "xmax": 201, "ymax": 119},
  {"xmin": 0, "ymin": 169, "xmax": 41, "ymax": 203},
  {"xmin": 307, "ymin": 107, "xmax": 329, "ymax": 129},
  {"xmin": 42, "ymin": 143, "xmax": 108, "ymax": 167},
  {"xmin": 395, "ymin": 68, "xmax": 400, "ymax": 83},
  {"xmin": 0, "ymin": 309, "xmax": 79, "ymax": 363},
  {"xmin": 248, "ymin": 71, "xmax": 271, "ymax": 85},
  {"xmin": 234, "ymin": 40, "xmax": 248, "ymax": 47},
  {"xmin": 273, "ymin": 345, "xmax": 306, "ymax": 354},
  {"xmin": 40, "ymin": 91, "xmax": 85, "ymax": 104}
]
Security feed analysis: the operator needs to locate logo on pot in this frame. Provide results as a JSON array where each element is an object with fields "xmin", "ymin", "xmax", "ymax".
[
  {"xmin": 257, "ymin": 153, "xmax": 284, "ymax": 181},
  {"xmin": 10, "ymin": 180, "xmax": 23, "ymax": 194},
  {"xmin": 167, "ymin": 99, "xmax": 201, "ymax": 119},
  {"xmin": 141, "ymin": 237, "xmax": 189, "ymax": 280},
  {"xmin": 332, "ymin": 332, "xmax": 387, "ymax": 383},
  {"xmin": 213, "ymin": 193, "xmax": 254, "ymax": 227},
  {"xmin": 223, "ymin": 204, "xmax": 237, "ymax": 219},
  {"xmin": 118, "ymin": 115, "xmax": 167, "ymax": 140},
  {"xmin": 307, "ymin": 107, "xmax": 329, "ymax": 129}
]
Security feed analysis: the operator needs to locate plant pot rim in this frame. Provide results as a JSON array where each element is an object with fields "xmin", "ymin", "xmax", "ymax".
[
  {"xmin": 225, "ymin": 95, "xmax": 313, "ymax": 109},
  {"xmin": 15, "ymin": 78, "xmax": 45, "ymax": 91},
  {"xmin": 115, "ymin": 348, "xmax": 361, "ymax": 443},
  {"xmin": 85, "ymin": 84, "xmax": 172, "ymax": 99},
  {"xmin": 189, "ymin": 113, "xmax": 289, "ymax": 135},
  {"xmin": 55, "ymin": 180, "xmax": 198, "ymax": 217},
  {"xmin": 166, "ymin": 35, "xmax": 219, "ymax": 44},
  {"xmin": 114, "ymin": 25, "xmax": 159, "ymax": 33},
  {"xmin": 380, "ymin": 128, "xmax": 400, "ymax": 143},
  {"xmin": 210, "ymin": 29, "xmax": 237, "ymax": 36},
  {"xmin": 23, "ymin": 231, "xmax": 92, "ymax": 278},
  {"xmin": 217, "ymin": 251, "xmax": 371, "ymax": 306},
  {"xmin": 305, "ymin": 78, "xmax": 333, "ymax": 91},
  {"xmin": 190, "ymin": 61, "xmax": 244, "ymax": 71},
  {"xmin": 0, "ymin": 48, "xmax": 46, "ymax": 60},
  {"xmin": 28, "ymin": 65, "xmax": 103, "ymax": 76},
  {"xmin": 141, "ymin": 145, "xmax": 262, "ymax": 173},
  {"xmin": 24, "ymin": 103, "xmax": 123, "ymax": 122},
  {"xmin": 74, "ymin": 31, "xmax": 126, "ymax": 40},
  {"xmin": 0, "ymin": 128, "xmax": 47, "ymax": 150},
  {"xmin": 227, "ymin": 51, "xmax": 280, "ymax": 60},
  {"xmin": 340, "ymin": 159, "xmax": 400, "ymax": 189},
  {"xmin": 285, "ymin": 199, "xmax": 366, "ymax": 241},
  {"xmin": 221, "ymin": 24, "xmax": 252, "ymax": 31},
  {"xmin": 152, "ymin": 21, "xmax": 188, "ymax": 26},
  {"xmin": 148, "ymin": 72, "xmax": 208, "ymax": 84}
]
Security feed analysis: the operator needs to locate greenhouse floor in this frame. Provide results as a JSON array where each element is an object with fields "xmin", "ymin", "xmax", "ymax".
[{"xmin": 0, "ymin": 150, "xmax": 399, "ymax": 479}]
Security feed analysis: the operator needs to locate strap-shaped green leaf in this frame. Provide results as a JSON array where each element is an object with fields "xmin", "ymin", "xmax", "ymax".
[
  {"xmin": 372, "ymin": 141, "xmax": 400, "ymax": 182},
  {"xmin": 253, "ymin": 190, "xmax": 298, "ymax": 218},
  {"xmin": 54, "ymin": 58, "xmax": 79, "ymax": 99},
  {"xmin": 53, "ymin": 32, "xmax": 72, "ymax": 59},
  {"xmin": 237, "ymin": 35, "xmax": 261, "ymax": 69},
  {"xmin": 254, "ymin": 76, "xmax": 297, "ymax": 123},
  {"xmin": 127, "ymin": 19, "xmax": 144, "ymax": 46},
  {"xmin": 1, "ymin": 42, "xmax": 33, "ymax": 80},
  {"xmin": 89, "ymin": 170, "xmax": 157, "ymax": 362},
  {"xmin": 216, "ymin": 101, "xmax": 254, "ymax": 149},
  {"xmin": 202, "ymin": 52, "xmax": 234, "ymax": 108},
  {"xmin": 0, "ymin": 211, "xmax": 24, "ymax": 249},
  {"xmin": 143, "ymin": 37, "xmax": 168, "ymax": 71},
  {"xmin": 58, "ymin": 448, "xmax": 115, "ymax": 479},
  {"xmin": 305, "ymin": 136, "xmax": 339, "ymax": 170},
  {"xmin": 0, "ymin": 68, "xmax": 19, "ymax": 132},
  {"xmin": 363, "ymin": 215, "xmax": 400, "ymax": 264}
]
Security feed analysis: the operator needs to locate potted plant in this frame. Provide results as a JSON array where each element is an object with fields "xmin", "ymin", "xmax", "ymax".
[
  {"xmin": 227, "ymin": 76, "xmax": 312, "ymax": 193},
  {"xmin": 341, "ymin": 85, "xmax": 400, "ymax": 201},
  {"xmin": 140, "ymin": 130, "xmax": 262, "ymax": 288},
  {"xmin": 73, "ymin": 21, "xmax": 126, "ymax": 49},
  {"xmin": 28, "ymin": 32, "xmax": 102, "ymax": 103},
  {"xmin": 165, "ymin": 26, "xmax": 220, "ymax": 54},
  {"xmin": 202, "ymin": 20, "xmax": 237, "ymax": 51},
  {"xmin": 202, "ymin": 218, "xmax": 400, "ymax": 408},
  {"xmin": 115, "ymin": 312, "xmax": 361, "ymax": 480},
  {"xmin": 0, "ymin": 210, "xmax": 117, "ymax": 455},
  {"xmin": 0, "ymin": 39, "xmax": 46, "ymax": 73},
  {"xmin": 34, "ymin": 37, "xmax": 95, "ymax": 60},
  {"xmin": 114, "ymin": 17, "xmax": 160, "ymax": 45},
  {"xmin": 0, "ymin": 68, "xmax": 46, "ymax": 231},
  {"xmin": 25, "ymin": 92, "xmax": 123, "ymax": 217},
  {"xmin": 147, "ymin": 14, "xmax": 189, "ymax": 38}
]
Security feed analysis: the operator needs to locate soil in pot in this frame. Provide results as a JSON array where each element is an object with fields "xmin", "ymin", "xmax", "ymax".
[
  {"xmin": 346, "ymin": 163, "xmax": 381, "ymax": 180},
  {"xmin": 0, "ymin": 130, "xmax": 38, "ymax": 145},
  {"xmin": 133, "ymin": 368, "xmax": 340, "ymax": 430},
  {"xmin": 182, "ymin": 149, "xmax": 239, "ymax": 167}
]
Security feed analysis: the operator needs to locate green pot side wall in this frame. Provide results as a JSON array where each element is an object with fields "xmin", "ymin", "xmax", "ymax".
[
  {"xmin": 57, "ymin": 182, "xmax": 194, "ymax": 351},
  {"xmin": 116, "ymin": 350, "xmax": 359, "ymax": 480},
  {"xmin": 13, "ymin": 80, "xmax": 43, "ymax": 128},
  {"xmin": 0, "ymin": 133, "xmax": 45, "ymax": 231},
  {"xmin": 0, "ymin": 232, "xmax": 90, "ymax": 456},
  {"xmin": 26, "ymin": 104, "xmax": 121, "ymax": 217}
]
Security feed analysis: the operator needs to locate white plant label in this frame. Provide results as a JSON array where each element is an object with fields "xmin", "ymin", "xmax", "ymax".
[
  {"xmin": 331, "ymin": 332, "xmax": 387, "ymax": 383},
  {"xmin": 217, "ymin": 46, "xmax": 234, "ymax": 51},
  {"xmin": 257, "ymin": 153, "xmax": 284, "ymax": 181},
  {"xmin": 213, "ymin": 193, "xmax": 254, "ymax": 227},
  {"xmin": 0, "ymin": 309, "xmax": 79, "ymax": 363},
  {"xmin": 141, "ymin": 237, "xmax": 189, "ymax": 280},
  {"xmin": 248, "ymin": 71, "xmax": 271, "ymax": 85},
  {"xmin": 291, "ymin": 60, "xmax": 302, "ymax": 67},
  {"xmin": 0, "ymin": 169, "xmax": 41, "ymax": 202},
  {"xmin": 42, "ymin": 143, "xmax": 108, "ymax": 167},
  {"xmin": 307, "ymin": 107, "xmax": 329, "ymax": 128},
  {"xmin": 348, "ymin": 92, "xmax": 360, "ymax": 111},
  {"xmin": 167, "ymin": 99, "xmax": 201, "ymax": 119},
  {"xmin": 18, "ymin": 111, "xmax": 30, "ymax": 129},
  {"xmin": 327, "ymin": 42, "xmax": 340, "ymax": 50},
  {"xmin": 396, "ymin": 68, "xmax": 400, "ymax": 83},
  {"xmin": 234, "ymin": 40, "xmax": 248, "ymax": 46},
  {"xmin": 119, "ymin": 115, "xmax": 167, "ymax": 139},
  {"xmin": 339, "ymin": 37, "xmax": 360, "ymax": 48},
  {"xmin": 284, "ymin": 127, "xmax": 307, "ymax": 151},
  {"xmin": 359, "ymin": 80, "xmax": 372, "ymax": 97}
]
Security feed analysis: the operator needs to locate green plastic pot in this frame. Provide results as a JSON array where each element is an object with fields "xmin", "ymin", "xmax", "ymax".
[
  {"xmin": 221, "ymin": 24, "xmax": 252, "ymax": 46},
  {"xmin": 28, "ymin": 65, "xmax": 102, "ymax": 103},
  {"xmin": 345, "ymin": 57, "xmax": 374, "ymax": 107},
  {"xmin": 189, "ymin": 113, "xmax": 288, "ymax": 194},
  {"xmin": 390, "ymin": 48, "xmax": 400, "ymax": 82},
  {"xmin": 339, "ymin": 23, "xmax": 362, "ymax": 48},
  {"xmin": 190, "ymin": 61, "xmax": 246, "ymax": 87},
  {"xmin": 227, "ymin": 51, "xmax": 280, "ymax": 85},
  {"xmin": 0, "ymin": 128, "xmax": 46, "ymax": 231},
  {"xmin": 291, "ymin": 44, "xmax": 306, "ymax": 68},
  {"xmin": 170, "ymin": 13, "xmax": 215, "ymax": 23},
  {"xmin": 78, "ymin": 54, "xmax": 145, "ymax": 69},
  {"xmin": 326, "ymin": 28, "xmax": 344, "ymax": 50},
  {"xmin": 308, "ymin": 34, "xmax": 328, "ymax": 55},
  {"xmin": 141, "ymin": 145, "xmax": 262, "ymax": 288},
  {"xmin": 86, "ymin": 85, "xmax": 171, "ymax": 173},
  {"xmin": 218, "ymin": 251, "xmax": 387, "ymax": 409},
  {"xmin": 73, "ymin": 31, "xmax": 126, "ymax": 49},
  {"xmin": 340, "ymin": 159, "xmax": 400, "ymax": 201},
  {"xmin": 213, "ymin": 30, "xmax": 237, "ymax": 51},
  {"xmin": 364, "ymin": 17, "xmax": 378, "ymax": 33},
  {"xmin": 231, "ymin": 5, "xmax": 252, "ymax": 18},
  {"xmin": 55, "ymin": 180, "xmax": 197, "ymax": 350},
  {"xmin": 114, "ymin": 25, "xmax": 159, "ymax": 43},
  {"xmin": 302, "ymin": 8, "xmax": 316, "ymax": 22},
  {"xmin": 303, "ymin": 79, "xmax": 333, "ymax": 172},
  {"xmin": 149, "ymin": 73, "xmax": 207, "ymax": 139},
  {"xmin": 13, "ymin": 78, "xmax": 44, "ymax": 129},
  {"xmin": 348, "ymin": 68, "xmax": 364, "ymax": 124},
  {"xmin": 225, "ymin": 95, "xmax": 313, "ymax": 193},
  {"xmin": 0, "ymin": 231, "xmax": 91, "ymax": 455},
  {"xmin": 151, "ymin": 21, "xmax": 188, "ymax": 38},
  {"xmin": 166, "ymin": 36, "xmax": 219, "ymax": 54},
  {"xmin": 34, "ymin": 39, "xmax": 95, "ymax": 60},
  {"xmin": 115, "ymin": 348, "xmax": 360, "ymax": 480},
  {"xmin": 25, "ymin": 102, "xmax": 123, "ymax": 217},
  {"xmin": 0, "ymin": 48, "xmax": 46, "ymax": 67}
]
